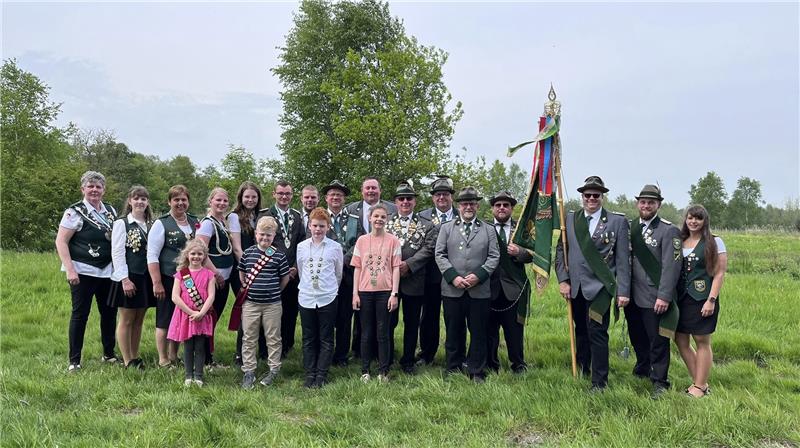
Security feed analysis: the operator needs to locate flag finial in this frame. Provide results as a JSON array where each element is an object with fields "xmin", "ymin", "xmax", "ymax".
[{"xmin": 544, "ymin": 84, "xmax": 561, "ymax": 117}]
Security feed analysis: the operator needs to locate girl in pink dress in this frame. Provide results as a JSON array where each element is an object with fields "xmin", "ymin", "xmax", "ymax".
[{"xmin": 168, "ymin": 239, "xmax": 216, "ymax": 386}]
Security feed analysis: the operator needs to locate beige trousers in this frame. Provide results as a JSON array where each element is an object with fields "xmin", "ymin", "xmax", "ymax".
[{"xmin": 241, "ymin": 300, "xmax": 282, "ymax": 373}]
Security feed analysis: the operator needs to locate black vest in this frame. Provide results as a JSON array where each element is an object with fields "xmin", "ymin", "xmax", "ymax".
[
  {"xmin": 67, "ymin": 201, "xmax": 117, "ymax": 268},
  {"xmin": 679, "ymin": 238, "xmax": 713, "ymax": 301},
  {"xmin": 229, "ymin": 212, "xmax": 256, "ymax": 250},
  {"xmin": 157, "ymin": 213, "xmax": 199, "ymax": 276},
  {"xmin": 204, "ymin": 216, "xmax": 234, "ymax": 269},
  {"xmin": 121, "ymin": 218, "xmax": 148, "ymax": 275}
]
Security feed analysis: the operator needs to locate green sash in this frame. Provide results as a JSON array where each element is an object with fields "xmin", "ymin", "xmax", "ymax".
[
  {"xmin": 630, "ymin": 219, "xmax": 679, "ymax": 339},
  {"xmin": 574, "ymin": 211, "xmax": 617, "ymax": 323}
]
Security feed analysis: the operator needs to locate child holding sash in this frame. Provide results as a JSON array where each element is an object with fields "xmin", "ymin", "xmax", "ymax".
[{"xmin": 168, "ymin": 240, "xmax": 216, "ymax": 387}]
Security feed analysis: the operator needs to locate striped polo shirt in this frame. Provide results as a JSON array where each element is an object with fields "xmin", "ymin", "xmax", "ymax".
[{"xmin": 238, "ymin": 245, "xmax": 290, "ymax": 304}]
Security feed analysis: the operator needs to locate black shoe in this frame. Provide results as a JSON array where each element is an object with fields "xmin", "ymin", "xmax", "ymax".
[
  {"xmin": 589, "ymin": 384, "xmax": 607, "ymax": 394},
  {"xmin": 333, "ymin": 359, "xmax": 349, "ymax": 368},
  {"xmin": 471, "ymin": 375, "xmax": 486, "ymax": 384},
  {"xmin": 233, "ymin": 355, "xmax": 243, "ymax": 367},
  {"xmin": 302, "ymin": 377, "xmax": 316, "ymax": 388},
  {"xmin": 402, "ymin": 365, "xmax": 416, "ymax": 375},
  {"xmin": 651, "ymin": 385, "xmax": 668, "ymax": 400},
  {"xmin": 314, "ymin": 376, "xmax": 328, "ymax": 388},
  {"xmin": 512, "ymin": 365, "xmax": 528, "ymax": 375}
]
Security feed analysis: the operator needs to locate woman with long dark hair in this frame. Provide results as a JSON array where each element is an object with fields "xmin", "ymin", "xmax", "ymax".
[{"xmin": 674, "ymin": 205, "xmax": 728, "ymax": 398}]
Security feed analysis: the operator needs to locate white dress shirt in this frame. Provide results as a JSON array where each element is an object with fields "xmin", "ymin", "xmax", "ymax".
[
  {"xmin": 111, "ymin": 214, "xmax": 148, "ymax": 281},
  {"xmin": 296, "ymin": 237, "xmax": 343, "ymax": 308},
  {"xmin": 584, "ymin": 208, "xmax": 603, "ymax": 236},
  {"xmin": 146, "ymin": 218, "xmax": 193, "ymax": 264}
]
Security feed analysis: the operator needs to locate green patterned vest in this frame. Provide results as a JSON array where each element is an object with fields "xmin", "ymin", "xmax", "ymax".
[
  {"xmin": 679, "ymin": 238, "xmax": 712, "ymax": 301},
  {"xmin": 67, "ymin": 201, "xmax": 116, "ymax": 268},
  {"xmin": 158, "ymin": 213, "xmax": 199, "ymax": 276},
  {"xmin": 122, "ymin": 219, "xmax": 148, "ymax": 275}
]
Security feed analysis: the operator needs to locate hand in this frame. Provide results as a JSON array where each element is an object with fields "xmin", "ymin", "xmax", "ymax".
[
  {"xmin": 190, "ymin": 310, "xmax": 203, "ymax": 321},
  {"xmin": 559, "ymin": 282, "xmax": 571, "ymax": 301},
  {"xmin": 701, "ymin": 300, "xmax": 716, "ymax": 317},
  {"xmin": 507, "ymin": 243, "xmax": 520, "ymax": 256},
  {"xmin": 122, "ymin": 278, "xmax": 137, "ymax": 297},
  {"xmin": 453, "ymin": 276, "xmax": 468, "ymax": 289},
  {"xmin": 463, "ymin": 273, "xmax": 479, "ymax": 288},
  {"xmin": 399, "ymin": 262, "xmax": 410, "ymax": 277},
  {"xmin": 153, "ymin": 282, "xmax": 165, "ymax": 300},
  {"xmin": 617, "ymin": 296, "xmax": 630, "ymax": 308},
  {"xmin": 214, "ymin": 272, "xmax": 224, "ymax": 288},
  {"xmin": 288, "ymin": 267, "xmax": 298, "ymax": 280},
  {"xmin": 654, "ymin": 298, "xmax": 669, "ymax": 314},
  {"xmin": 66, "ymin": 269, "xmax": 80, "ymax": 286},
  {"xmin": 352, "ymin": 294, "xmax": 361, "ymax": 311},
  {"xmin": 388, "ymin": 295, "xmax": 398, "ymax": 312}
]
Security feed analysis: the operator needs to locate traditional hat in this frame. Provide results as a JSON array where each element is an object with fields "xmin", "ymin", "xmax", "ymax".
[
  {"xmin": 430, "ymin": 175, "xmax": 455, "ymax": 194},
  {"xmin": 321, "ymin": 180, "xmax": 350, "ymax": 196},
  {"xmin": 455, "ymin": 186, "xmax": 482, "ymax": 202},
  {"xmin": 489, "ymin": 190, "xmax": 518, "ymax": 207},
  {"xmin": 635, "ymin": 184, "xmax": 663, "ymax": 201},
  {"xmin": 577, "ymin": 175, "xmax": 609, "ymax": 193},
  {"xmin": 394, "ymin": 181, "xmax": 418, "ymax": 199}
]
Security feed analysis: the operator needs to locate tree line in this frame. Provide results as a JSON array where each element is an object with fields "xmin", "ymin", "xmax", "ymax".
[{"xmin": 2, "ymin": 0, "xmax": 797, "ymax": 251}]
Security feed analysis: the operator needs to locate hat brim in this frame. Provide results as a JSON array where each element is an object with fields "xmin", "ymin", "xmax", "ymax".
[
  {"xmin": 393, "ymin": 193, "xmax": 418, "ymax": 199},
  {"xmin": 455, "ymin": 195, "xmax": 482, "ymax": 202},
  {"xmin": 321, "ymin": 185, "xmax": 350, "ymax": 196},
  {"xmin": 489, "ymin": 197, "xmax": 518, "ymax": 206},
  {"xmin": 635, "ymin": 194, "xmax": 663, "ymax": 201},
  {"xmin": 577, "ymin": 185, "xmax": 609, "ymax": 193},
  {"xmin": 430, "ymin": 188, "xmax": 455, "ymax": 194}
]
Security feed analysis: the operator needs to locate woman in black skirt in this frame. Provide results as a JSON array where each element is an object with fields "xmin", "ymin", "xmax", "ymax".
[
  {"xmin": 108, "ymin": 186, "xmax": 155, "ymax": 369},
  {"xmin": 674, "ymin": 205, "xmax": 728, "ymax": 398}
]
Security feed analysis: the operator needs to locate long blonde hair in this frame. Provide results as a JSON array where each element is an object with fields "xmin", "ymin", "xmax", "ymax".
[{"xmin": 175, "ymin": 239, "xmax": 209, "ymax": 271}]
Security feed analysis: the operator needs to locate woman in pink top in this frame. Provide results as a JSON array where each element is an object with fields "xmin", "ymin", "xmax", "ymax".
[{"xmin": 351, "ymin": 203, "xmax": 401, "ymax": 383}]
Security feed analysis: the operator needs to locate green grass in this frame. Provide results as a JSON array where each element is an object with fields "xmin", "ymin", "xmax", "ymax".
[{"xmin": 2, "ymin": 232, "xmax": 799, "ymax": 447}]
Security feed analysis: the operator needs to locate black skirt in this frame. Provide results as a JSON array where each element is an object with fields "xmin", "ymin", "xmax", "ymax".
[
  {"xmin": 108, "ymin": 272, "xmax": 155, "ymax": 309},
  {"xmin": 676, "ymin": 294, "xmax": 719, "ymax": 335}
]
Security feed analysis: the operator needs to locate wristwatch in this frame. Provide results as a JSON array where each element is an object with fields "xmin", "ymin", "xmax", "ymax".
[
  {"xmin": 390, "ymin": 292, "xmax": 398, "ymax": 297},
  {"xmin": 708, "ymin": 296, "xmax": 717, "ymax": 303}
]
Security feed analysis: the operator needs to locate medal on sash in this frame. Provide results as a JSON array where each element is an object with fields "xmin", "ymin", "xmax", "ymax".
[{"xmin": 180, "ymin": 269, "xmax": 204, "ymax": 310}]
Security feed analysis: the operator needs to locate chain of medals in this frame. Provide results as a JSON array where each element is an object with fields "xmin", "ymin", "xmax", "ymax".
[
  {"xmin": 171, "ymin": 212, "xmax": 193, "ymax": 240},
  {"xmin": 277, "ymin": 207, "xmax": 295, "ymax": 248},
  {"xmin": 207, "ymin": 215, "xmax": 232, "ymax": 256},
  {"xmin": 307, "ymin": 240, "xmax": 325, "ymax": 289},
  {"xmin": 75, "ymin": 203, "xmax": 116, "ymax": 241},
  {"xmin": 389, "ymin": 216, "xmax": 418, "ymax": 247},
  {"xmin": 366, "ymin": 234, "xmax": 386, "ymax": 287}
]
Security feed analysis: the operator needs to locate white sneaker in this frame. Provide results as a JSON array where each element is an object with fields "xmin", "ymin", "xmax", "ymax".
[
  {"xmin": 360, "ymin": 373, "xmax": 371, "ymax": 383},
  {"xmin": 378, "ymin": 373, "xmax": 389, "ymax": 384},
  {"xmin": 184, "ymin": 379, "xmax": 193, "ymax": 387},
  {"xmin": 194, "ymin": 379, "xmax": 204, "ymax": 388},
  {"xmin": 67, "ymin": 363, "xmax": 81, "ymax": 373}
]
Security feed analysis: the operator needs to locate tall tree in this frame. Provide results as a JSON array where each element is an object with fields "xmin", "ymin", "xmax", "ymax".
[
  {"xmin": 688, "ymin": 171, "xmax": 728, "ymax": 225},
  {"xmin": 271, "ymin": 0, "xmax": 462, "ymax": 196},
  {"xmin": 1, "ymin": 59, "xmax": 85, "ymax": 250},
  {"xmin": 725, "ymin": 176, "xmax": 764, "ymax": 229}
]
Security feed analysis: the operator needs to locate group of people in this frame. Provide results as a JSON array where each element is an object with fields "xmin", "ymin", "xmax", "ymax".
[{"xmin": 56, "ymin": 171, "xmax": 726, "ymax": 397}]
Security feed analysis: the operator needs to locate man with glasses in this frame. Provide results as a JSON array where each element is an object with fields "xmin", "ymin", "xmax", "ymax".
[
  {"xmin": 259, "ymin": 180, "xmax": 305, "ymax": 358},
  {"xmin": 555, "ymin": 176, "xmax": 630, "ymax": 392},
  {"xmin": 386, "ymin": 182, "xmax": 437, "ymax": 374},
  {"xmin": 487, "ymin": 191, "xmax": 533, "ymax": 374},
  {"xmin": 417, "ymin": 175, "xmax": 458, "ymax": 365},
  {"xmin": 435, "ymin": 187, "xmax": 500, "ymax": 383}
]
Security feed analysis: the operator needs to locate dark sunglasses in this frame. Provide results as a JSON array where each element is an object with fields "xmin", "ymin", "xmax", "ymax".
[
  {"xmin": 583, "ymin": 193, "xmax": 601, "ymax": 199},
  {"xmin": 493, "ymin": 202, "xmax": 512, "ymax": 208},
  {"xmin": 397, "ymin": 197, "xmax": 415, "ymax": 202}
]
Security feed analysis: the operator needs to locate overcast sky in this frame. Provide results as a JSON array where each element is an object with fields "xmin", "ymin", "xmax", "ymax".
[{"xmin": 3, "ymin": 1, "xmax": 798, "ymax": 207}]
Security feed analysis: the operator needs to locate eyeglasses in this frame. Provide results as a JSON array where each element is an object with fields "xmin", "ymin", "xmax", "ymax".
[
  {"xmin": 583, "ymin": 193, "xmax": 601, "ymax": 199},
  {"xmin": 459, "ymin": 202, "xmax": 477, "ymax": 208},
  {"xmin": 493, "ymin": 202, "xmax": 512, "ymax": 208},
  {"xmin": 397, "ymin": 197, "xmax": 415, "ymax": 202},
  {"xmin": 433, "ymin": 192, "xmax": 451, "ymax": 198}
]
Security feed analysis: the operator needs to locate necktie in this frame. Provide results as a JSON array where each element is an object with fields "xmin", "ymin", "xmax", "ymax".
[
  {"xmin": 586, "ymin": 215, "xmax": 593, "ymax": 235},
  {"xmin": 440, "ymin": 213, "xmax": 447, "ymax": 222},
  {"xmin": 401, "ymin": 216, "xmax": 409, "ymax": 222},
  {"xmin": 464, "ymin": 222, "xmax": 472, "ymax": 237},
  {"xmin": 641, "ymin": 222, "xmax": 646, "ymax": 234},
  {"xmin": 283, "ymin": 212, "xmax": 289, "ymax": 233},
  {"xmin": 333, "ymin": 214, "xmax": 341, "ymax": 235},
  {"xmin": 497, "ymin": 223, "xmax": 507, "ymax": 244}
]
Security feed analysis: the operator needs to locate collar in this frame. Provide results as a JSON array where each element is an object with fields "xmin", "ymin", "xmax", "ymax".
[
  {"xmin": 584, "ymin": 208, "xmax": 602, "ymax": 222},
  {"xmin": 328, "ymin": 208, "xmax": 343, "ymax": 217},
  {"xmin": 274, "ymin": 205, "xmax": 289, "ymax": 217},
  {"xmin": 493, "ymin": 218, "xmax": 511, "ymax": 226},
  {"xmin": 126, "ymin": 213, "xmax": 147, "ymax": 225},
  {"xmin": 435, "ymin": 207, "xmax": 453, "ymax": 218},
  {"xmin": 83, "ymin": 199, "xmax": 108, "ymax": 214},
  {"xmin": 639, "ymin": 215, "xmax": 656, "ymax": 228},
  {"xmin": 362, "ymin": 200, "xmax": 378, "ymax": 211}
]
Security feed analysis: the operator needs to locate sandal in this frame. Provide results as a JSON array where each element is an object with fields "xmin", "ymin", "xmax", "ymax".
[{"xmin": 686, "ymin": 384, "xmax": 709, "ymax": 397}]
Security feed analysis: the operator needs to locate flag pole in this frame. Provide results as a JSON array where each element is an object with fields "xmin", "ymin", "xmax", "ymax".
[{"xmin": 553, "ymin": 133, "xmax": 577, "ymax": 378}]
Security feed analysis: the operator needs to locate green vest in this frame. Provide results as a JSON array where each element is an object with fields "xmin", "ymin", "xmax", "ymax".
[
  {"xmin": 204, "ymin": 216, "xmax": 234, "ymax": 269},
  {"xmin": 158, "ymin": 213, "xmax": 199, "ymax": 276},
  {"xmin": 67, "ymin": 201, "xmax": 116, "ymax": 268},
  {"xmin": 122, "ymin": 219, "xmax": 148, "ymax": 275},
  {"xmin": 679, "ymin": 238, "xmax": 712, "ymax": 301}
]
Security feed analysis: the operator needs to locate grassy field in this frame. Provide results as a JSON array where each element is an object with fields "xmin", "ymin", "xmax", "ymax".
[{"xmin": 2, "ymin": 232, "xmax": 799, "ymax": 447}]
